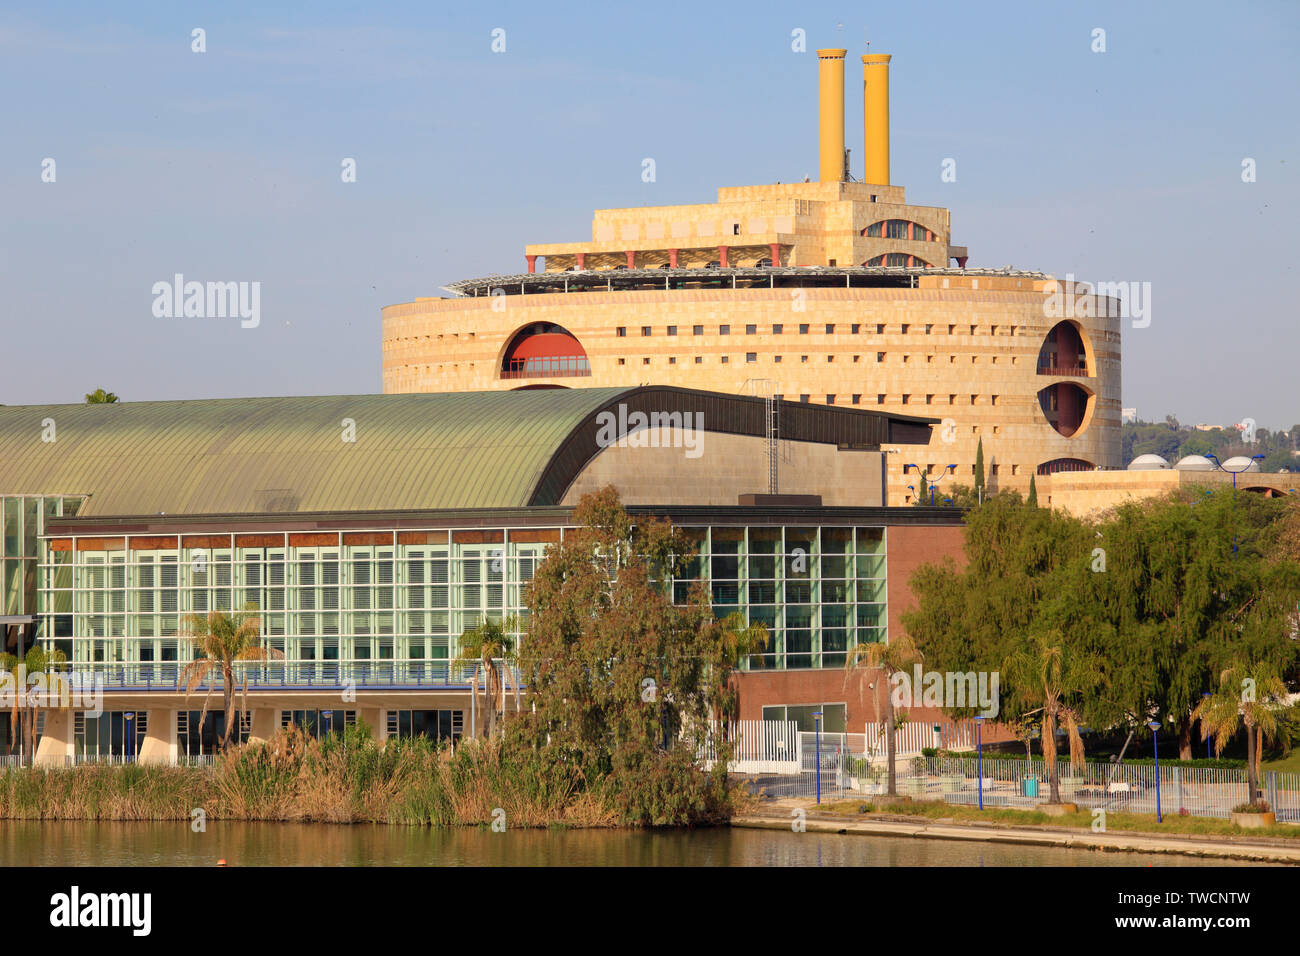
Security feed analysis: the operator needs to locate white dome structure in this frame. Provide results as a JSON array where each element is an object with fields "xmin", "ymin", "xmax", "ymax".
[
  {"xmin": 1221, "ymin": 456, "xmax": 1262, "ymax": 473},
  {"xmin": 1175, "ymin": 455, "xmax": 1216, "ymax": 472},
  {"xmin": 1128, "ymin": 454, "xmax": 1169, "ymax": 471}
]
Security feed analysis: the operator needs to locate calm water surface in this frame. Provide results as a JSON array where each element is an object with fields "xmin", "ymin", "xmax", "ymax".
[{"xmin": 0, "ymin": 821, "xmax": 1251, "ymax": 866}]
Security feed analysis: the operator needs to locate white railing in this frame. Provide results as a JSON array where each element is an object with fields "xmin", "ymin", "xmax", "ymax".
[{"xmin": 700, "ymin": 720, "xmax": 799, "ymax": 773}]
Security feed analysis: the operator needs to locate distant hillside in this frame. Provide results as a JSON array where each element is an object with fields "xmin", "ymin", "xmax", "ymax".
[{"xmin": 1122, "ymin": 419, "xmax": 1300, "ymax": 472}]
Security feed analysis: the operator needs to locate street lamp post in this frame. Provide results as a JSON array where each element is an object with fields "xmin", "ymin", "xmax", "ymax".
[
  {"xmin": 1207, "ymin": 454, "xmax": 1266, "ymax": 555},
  {"xmin": 904, "ymin": 464, "xmax": 958, "ymax": 505},
  {"xmin": 124, "ymin": 712, "xmax": 134, "ymax": 763},
  {"xmin": 812, "ymin": 711, "xmax": 823, "ymax": 805},
  {"xmin": 1148, "ymin": 720, "xmax": 1163, "ymax": 823},
  {"xmin": 322, "ymin": 709, "xmax": 333, "ymax": 740},
  {"xmin": 975, "ymin": 715, "xmax": 985, "ymax": 811}
]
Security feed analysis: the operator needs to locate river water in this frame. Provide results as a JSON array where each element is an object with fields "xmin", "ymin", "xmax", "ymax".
[{"xmin": 0, "ymin": 821, "xmax": 1248, "ymax": 866}]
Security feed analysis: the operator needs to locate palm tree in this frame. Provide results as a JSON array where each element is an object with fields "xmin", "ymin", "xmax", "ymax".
[
  {"xmin": 0, "ymin": 645, "xmax": 68, "ymax": 764},
  {"xmin": 84, "ymin": 388, "xmax": 119, "ymax": 404},
  {"xmin": 1003, "ymin": 631, "xmax": 1103, "ymax": 804},
  {"xmin": 458, "ymin": 616, "xmax": 519, "ymax": 739},
  {"xmin": 177, "ymin": 605, "xmax": 280, "ymax": 752},
  {"xmin": 1193, "ymin": 662, "xmax": 1288, "ymax": 807},
  {"xmin": 844, "ymin": 632, "xmax": 920, "ymax": 797}
]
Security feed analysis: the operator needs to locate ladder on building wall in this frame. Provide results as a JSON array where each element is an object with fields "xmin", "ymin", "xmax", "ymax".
[{"xmin": 743, "ymin": 379, "xmax": 779, "ymax": 494}]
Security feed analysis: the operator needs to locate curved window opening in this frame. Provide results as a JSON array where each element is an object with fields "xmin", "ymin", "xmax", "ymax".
[
  {"xmin": 1037, "ymin": 458, "xmax": 1095, "ymax": 476},
  {"xmin": 862, "ymin": 220, "xmax": 936, "ymax": 241},
  {"xmin": 1038, "ymin": 321, "xmax": 1089, "ymax": 376},
  {"xmin": 865, "ymin": 254, "xmax": 932, "ymax": 268},
  {"xmin": 501, "ymin": 324, "xmax": 591, "ymax": 380},
  {"xmin": 1037, "ymin": 383, "xmax": 1091, "ymax": 437}
]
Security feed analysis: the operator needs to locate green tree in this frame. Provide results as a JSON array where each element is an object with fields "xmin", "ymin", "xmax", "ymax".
[
  {"xmin": 1002, "ymin": 631, "xmax": 1104, "ymax": 803},
  {"xmin": 84, "ymin": 388, "xmax": 119, "ymax": 404},
  {"xmin": 177, "ymin": 606, "xmax": 280, "ymax": 751},
  {"xmin": 516, "ymin": 486, "xmax": 750, "ymax": 824},
  {"xmin": 458, "ymin": 616, "xmax": 519, "ymax": 739},
  {"xmin": 1027, "ymin": 474, "xmax": 1038, "ymax": 508},
  {"xmin": 1193, "ymin": 662, "xmax": 1289, "ymax": 807},
  {"xmin": 0, "ymin": 645, "xmax": 69, "ymax": 764},
  {"xmin": 844, "ymin": 632, "xmax": 920, "ymax": 796},
  {"xmin": 973, "ymin": 438, "xmax": 985, "ymax": 501}
]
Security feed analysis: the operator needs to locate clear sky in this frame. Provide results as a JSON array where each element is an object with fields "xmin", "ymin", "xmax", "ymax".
[{"xmin": 2, "ymin": 1, "xmax": 1297, "ymax": 429}]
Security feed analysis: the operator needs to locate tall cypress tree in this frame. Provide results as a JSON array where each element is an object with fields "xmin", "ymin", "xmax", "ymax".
[
  {"xmin": 973, "ymin": 437, "xmax": 985, "ymax": 502},
  {"xmin": 1027, "ymin": 474, "xmax": 1038, "ymax": 507}
]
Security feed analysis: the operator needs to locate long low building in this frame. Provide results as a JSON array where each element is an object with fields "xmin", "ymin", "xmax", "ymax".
[{"xmin": 0, "ymin": 387, "xmax": 964, "ymax": 764}]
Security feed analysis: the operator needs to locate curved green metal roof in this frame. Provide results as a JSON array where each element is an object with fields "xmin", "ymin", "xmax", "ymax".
[{"xmin": 0, "ymin": 390, "xmax": 631, "ymax": 516}]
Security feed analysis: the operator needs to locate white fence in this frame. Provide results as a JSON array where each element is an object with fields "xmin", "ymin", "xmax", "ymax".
[
  {"xmin": 700, "ymin": 720, "xmax": 800, "ymax": 773},
  {"xmin": 863, "ymin": 719, "xmax": 976, "ymax": 757}
]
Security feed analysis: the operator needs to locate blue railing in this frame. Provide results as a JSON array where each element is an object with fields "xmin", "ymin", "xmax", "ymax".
[{"xmin": 64, "ymin": 660, "xmax": 520, "ymax": 691}]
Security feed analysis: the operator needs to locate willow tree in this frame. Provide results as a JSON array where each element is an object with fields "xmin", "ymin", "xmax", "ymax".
[{"xmin": 1091, "ymin": 490, "xmax": 1300, "ymax": 758}]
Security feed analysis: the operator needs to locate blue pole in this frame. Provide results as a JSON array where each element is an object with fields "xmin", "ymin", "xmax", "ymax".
[
  {"xmin": 814, "ymin": 712, "xmax": 822, "ymax": 805},
  {"xmin": 1149, "ymin": 721, "xmax": 1163, "ymax": 823},
  {"xmin": 977, "ymin": 718, "xmax": 984, "ymax": 811}
]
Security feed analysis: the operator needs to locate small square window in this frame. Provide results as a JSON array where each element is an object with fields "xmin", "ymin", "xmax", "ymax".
[
  {"xmin": 719, "ymin": 324, "xmax": 730, "ymax": 335},
  {"xmin": 772, "ymin": 323, "xmax": 784, "ymax": 334},
  {"xmin": 852, "ymin": 355, "xmax": 861, "ymax": 363},
  {"xmin": 617, "ymin": 358, "xmax": 626, "ymax": 365},
  {"xmin": 926, "ymin": 394, "xmax": 933, "ymax": 404},
  {"xmin": 667, "ymin": 325, "xmax": 677, "ymax": 336},
  {"xmin": 694, "ymin": 356, "xmax": 703, "ymax": 364},
  {"xmin": 925, "ymin": 324, "xmax": 933, "ymax": 334},
  {"xmin": 901, "ymin": 324, "xmax": 909, "ymax": 334},
  {"xmin": 693, "ymin": 325, "xmax": 704, "ymax": 336},
  {"xmin": 668, "ymin": 356, "xmax": 677, "ymax": 364},
  {"xmin": 877, "ymin": 394, "xmax": 885, "ymax": 404},
  {"xmin": 799, "ymin": 394, "xmax": 810, "ymax": 403},
  {"xmin": 641, "ymin": 326, "xmax": 651, "ymax": 336},
  {"xmin": 826, "ymin": 394, "xmax": 836, "ymax": 405},
  {"xmin": 746, "ymin": 352, "xmax": 757, "ymax": 363},
  {"xmin": 825, "ymin": 324, "xmax": 834, "ymax": 334},
  {"xmin": 826, "ymin": 355, "xmax": 834, "ymax": 363},
  {"xmin": 642, "ymin": 357, "xmax": 651, "ymax": 365},
  {"xmin": 851, "ymin": 323, "xmax": 860, "ymax": 334},
  {"xmin": 745, "ymin": 324, "xmax": 757, "ymax": 335},
  {"xmin": 800, "ymin": 355, "xmax": 809, "ymax": 363},
  {"xmin": 721, "ymin": 355, "xmax": 730, "ymax": 364},
  {"xmin": 799, "ymin": 324, "xmax": 809, "ymax": 334},
  {"xmin": 616, "ymin": 327, "xmax": 627, "ymax": 337},
  {"xmin": 902, "ymin": 395, "xmax": 910, "ymax": 405},
  {"xmin": 774, "ymin": 355, "xmax": 783, "ymax": 363},
  {"xmin": 876, "ymin": 324, "xmax": 884, "ymax": 334},
  {"xmin": 851, "ymin": 394, "xmax": 861, "ymax": 405},
  {"xmin": 948, "ymin": 325, "xmax": 955, "ymax": 335},
  {"xmin": 877, "ymin": 352, "xmax": 885, "ymax": 362}
]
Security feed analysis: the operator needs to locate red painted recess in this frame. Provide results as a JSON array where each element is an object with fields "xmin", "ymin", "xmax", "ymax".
[{"xmin": 506, "ymin": 332, "xmax": 588, "ymax": 362}]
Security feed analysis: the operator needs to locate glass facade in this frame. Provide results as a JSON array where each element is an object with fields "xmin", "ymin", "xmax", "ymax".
[
  {"xmin": 37, "ymin": 523, "xmax": 886, "ymax": 682},
  {"xmin": 2, "ymin": 495, "xmax": 83, "ymax": 618}
]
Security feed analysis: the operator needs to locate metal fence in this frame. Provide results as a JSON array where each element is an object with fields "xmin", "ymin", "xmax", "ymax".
[{"xmin": 746, "ymin": 747, "xmax": 1300, "ymax": 821}]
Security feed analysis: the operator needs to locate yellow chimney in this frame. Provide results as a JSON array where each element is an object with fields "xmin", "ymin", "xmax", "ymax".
[
  {"xmin": 862, "ymin": 53, "xmax": 891, "ymax": 185},
  {"xmin": 817, "ymin": 49, "xmax": 847, "ymax": 182}
]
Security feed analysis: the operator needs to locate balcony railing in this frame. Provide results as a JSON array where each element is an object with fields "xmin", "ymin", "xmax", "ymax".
[
  {"xmin": 1036, "ymin": 365, "xmax": 1089, "ymax": 377},
  {"xmin": 62, "ymin": 660, "xmax": 521, "ymax": 692}
]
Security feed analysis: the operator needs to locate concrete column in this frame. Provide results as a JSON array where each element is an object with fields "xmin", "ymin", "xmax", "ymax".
[
  {"xmin": 34, "ymin": 709, "xmax": 72, "ymax": 767},
  {"xmin": 359, "ymin": 707, "xmax": 383, "ymax": 741},
  {"xmin": 668, "ymin": 248, "xmax": 678, "ymax": 268},
  {"xmin": 625, "ymin": 250, "xmax": 635, "ymax": 269},
  {"xmin": 575, "ymin": 252, "xmax": 586, "ymax": 270},
  {"xmin": 138, "ymin": 708, "xmax": 178, "ymax": 765},
  {"xmin": 248, "ymin": 707, "xmax": 278, "ymax": 745},
  {"xmin": 769, "ymin": 242, "xmax": 781, "ymax": 267},
  {"xmin": 718, "ymin": 245, "xmax": 729, "ymax": 268},
  {"xmin": 525, "ymin": 255, "xmax": 537, "ymax": 274}
]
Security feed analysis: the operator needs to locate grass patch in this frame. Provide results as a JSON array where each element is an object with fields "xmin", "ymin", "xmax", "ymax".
[{"xmin": 817, "ymin": 797, "xmax": 1300, "ymax": 840}]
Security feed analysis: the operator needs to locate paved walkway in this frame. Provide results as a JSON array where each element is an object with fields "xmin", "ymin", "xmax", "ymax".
[{"xmin": 733, "ymin": 809, "xmax": 1300, "ymax": 864}]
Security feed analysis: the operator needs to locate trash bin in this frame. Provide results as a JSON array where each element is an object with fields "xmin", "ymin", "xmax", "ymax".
[{"xmin": 1022, "ymin": 775, "xmax": 1039, "ymax": 797}]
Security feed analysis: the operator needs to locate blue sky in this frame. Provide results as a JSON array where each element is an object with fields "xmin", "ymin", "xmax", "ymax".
[{"xmin": 2, "ymin": 1, "xmax": 1297, "ymax": 429}]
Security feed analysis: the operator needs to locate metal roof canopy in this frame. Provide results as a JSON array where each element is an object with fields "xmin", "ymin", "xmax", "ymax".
[
  {"xmin": 440, "ymin": 265, "xmax": 1048, "ymax": 298},
  {"xmin": 1, "ymin": 387, "xmax": 936, "ymax": 519}
]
